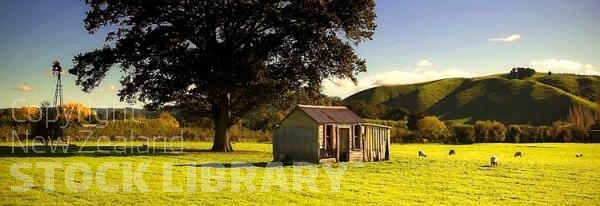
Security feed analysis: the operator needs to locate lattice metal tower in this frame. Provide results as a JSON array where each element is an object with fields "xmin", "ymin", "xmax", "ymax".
[
  {"xmin": 51, "ymin": 61, "xmax": 63, "ymax": 113},
  {"xmin": 50, "ymin": 61, "xmax": 64, "ymax": 141}
]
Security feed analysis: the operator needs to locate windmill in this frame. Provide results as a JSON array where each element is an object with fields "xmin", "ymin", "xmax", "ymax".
[
  {"xmin": 51, "ymin": 61, "xmax": 64, "ymax": 111},
  {"xmin": 47, "ymin": 61, "xmax": 64, "ymax": 145}
]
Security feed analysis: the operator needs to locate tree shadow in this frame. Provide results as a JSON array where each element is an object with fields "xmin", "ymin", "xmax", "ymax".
[
  {"xmin": 516, "ymin": 145, "xmax": 556, "ymax": 148},
  {"xmin": 175, "ymin": 162, "xmax": 298, "ymax": 168},
  {"xmin": 0, "ymin": 145, "xmax": 184, "ymax": 157},
  {"xmin": 181, "ymin": 149, "xmax": 268, "ymax": 155}
]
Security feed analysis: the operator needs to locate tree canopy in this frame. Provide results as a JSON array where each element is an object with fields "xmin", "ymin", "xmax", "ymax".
[{"xmin": 70, "ymin": 0, "xmax": 376, "ymax": 151}]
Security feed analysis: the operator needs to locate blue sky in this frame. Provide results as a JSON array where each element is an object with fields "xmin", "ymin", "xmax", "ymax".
[{"xmin": 1, "ymin": 0, "xmax": 599, "ymax": 108}]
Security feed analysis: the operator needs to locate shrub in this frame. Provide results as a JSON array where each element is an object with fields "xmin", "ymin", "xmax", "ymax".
[
  {"xmin": 452, "ymin": 124, "xmax": 475, "ymax": 144},
  {"xmin": 588, "ymin": 121, "xmax": 600, "ymax": 143},
  {"xmin": 519, "ymin": 125, "xmax": 537, "ymax": 143},
  {"xmin": 554, "ymin": 125, "xmax": 572, "ymax": 142},
  {"xmin": 570, "ymin": 124, "xmax": 588, "ymax": 143},
  {"xmin": 417, "ymin": 116, "xmax": 451, "ymax": 143},
  {"xmin": 400, "ymin": 130, "xmax": 419, "ymax": 143},
  {"xmin": 506, "ymin": 125, "xmax": 521, "ymax": 143},
  {"xmin": 536, "ymin": 126, "xmax": 554, "ymax": 142},
  {"xmin": 156, "ymin": 112, "xmax": 179, "ymax": 128},
  {"xmin": 490, "ymin": 121, "xmax": 506, "ymax": 142},
  {"xmin": 63, "ymin": 102, "xmax": 95, "ymax": 123},
  {"xmin": 407, "ymin": 111, "xmax": 425, "ymax": 131},
  {"xmin": 390, "ymin": 127, "xmax": 410, "ymax": 143},
  {"xmin": 474, "ymin": 120, "xmax": 492, "ymax": 143}
]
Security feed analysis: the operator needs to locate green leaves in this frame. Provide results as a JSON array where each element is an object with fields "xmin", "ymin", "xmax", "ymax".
[{"xmin": 72, "ymin": 0, "xmax": 375, "ymax": 114}]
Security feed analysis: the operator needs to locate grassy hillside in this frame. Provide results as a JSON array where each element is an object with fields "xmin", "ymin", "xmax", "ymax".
[
  {"xmin": 1, "ymin": 142, "xmax": 598, "ymax": 205},
  {"xmin": 345, "ymin": 73, "xmax": 600, "ymax": 125}
]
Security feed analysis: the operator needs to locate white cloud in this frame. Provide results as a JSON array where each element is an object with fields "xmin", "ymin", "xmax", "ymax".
[
  {"xmin": 489, "ymin": 34, "xmax": 521, "ymax": 43},
  {"xmin": 322, "ymin": 68, "xmax": 476, "ymax": 98},
  {"xmin": 107, "ymin": 85, "xmax": 118, "ymax": 92},
  {"xmin": 416, "ymin": 59, "xmax": 433, "ymax": 67},
  {"xmin": 529, "ymin": 58, "xmax": 598, "ymax": 75},
  {"xmin": 14, "ymin": 83, "xmax": 37, "ymax": 92},
  {"xmin": 98, "ymin": 85, "xmax": 119, "ymax": 93}
]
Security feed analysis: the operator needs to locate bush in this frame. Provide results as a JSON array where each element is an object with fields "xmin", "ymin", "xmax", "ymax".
[
  {"xmin": 506, "ymin": 125, "xmax": 521, "ymax": 143},
  {"xmin": 452, "ymin": 124, "xmax": 475, "ymax": 144},
  {"xmin": 155, "ymin": 112, "xmax": 179, "ymax": 128},
  {"xmin": 474, "ymin": 120, "xmax": 506, "ymax": 143},
  {"xmin": 536, "ymin": 126, "xmax": 554, "ymax": 142},
  {"xmin": 490, "ymin": 121, "xmax": 506, "ymax": 142},
  {"xmin": 407, "ymin": 111, "xmax": 425, "ymax": 131},
  {"xmin": 474, "ymin": 120, "xmax": 492, "ymax": 142},
  {"xmin": 417, "ymin": 116, "xmax": 451, "ymax": 143},
  {"xmin": 508, "ymin": 67, "xmax": 536, "ymax": 79},
  {"xmin": 570, "ymin": 124, "xmax": 588, "ymax": 143},
  {"xmin": 520, "ymin": 125, "xmax": 537, "ymax": 143},
  {"xmin": 554, "ymin": 125, "xmax": 572, "ymax": 142}
]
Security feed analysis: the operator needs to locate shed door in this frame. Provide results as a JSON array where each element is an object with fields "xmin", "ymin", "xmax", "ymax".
[{"xmin": 338, "ymin": 127, "xmax": 350, "ymax": 161}]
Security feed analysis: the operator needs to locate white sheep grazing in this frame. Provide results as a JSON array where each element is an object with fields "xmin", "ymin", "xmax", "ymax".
[
  {"xmin": 418, "ymin": 150, "xmax": 427, "ymax": 157},
  {"xmin": 490, "ymin": 155, "xmax": 498, "ymax": 166}
]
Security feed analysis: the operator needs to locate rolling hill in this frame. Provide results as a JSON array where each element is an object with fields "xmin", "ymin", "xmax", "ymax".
[{"xmin": 345, "ymin": 73, "xmax": 600, "ymax": 125}]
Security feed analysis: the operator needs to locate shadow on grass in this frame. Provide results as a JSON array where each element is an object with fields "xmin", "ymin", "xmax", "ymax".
[
  {"xmin": 182, "ymin": 149, "xmax": 268, "ymax": 155},
  {"xmin": 480, "ymin": 165, "xmax": 494, "ymax": 168},
  {"xmin": 516, "ymin": 145, "xmax": 556, "ymax": 148},
  {"xmin": 175, "ymin": 162, "xmax": 297, "ymax": 168},
  {"xmin": 0, "ymin": 145, "xmax": 184, "ymax": 157}
]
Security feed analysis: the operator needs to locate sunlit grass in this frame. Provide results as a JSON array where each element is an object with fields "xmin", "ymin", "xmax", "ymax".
[{"xmin": 0, "ymin": 142, "xmax": 598, "ymax": 205}]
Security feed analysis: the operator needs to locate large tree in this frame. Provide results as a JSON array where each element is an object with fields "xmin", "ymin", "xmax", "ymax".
[{"xmin": 70, "ymin": 0, "xmax": 376, "ymax": 151}]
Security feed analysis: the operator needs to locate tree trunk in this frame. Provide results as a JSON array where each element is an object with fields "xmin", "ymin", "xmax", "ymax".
[{"xmin": 210, "ymin": 94, "xmax": 234, "ymax": 152}]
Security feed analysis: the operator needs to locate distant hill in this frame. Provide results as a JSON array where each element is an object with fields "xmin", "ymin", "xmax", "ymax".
[{"xmin": 345, "ymin": 73, "xmax": 600, "ymax": 125}]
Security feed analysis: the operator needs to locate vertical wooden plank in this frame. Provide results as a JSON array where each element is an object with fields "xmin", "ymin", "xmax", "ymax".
[
  {"xmin": 336, "ymin": 125, "xmax": 340, "ymax": 161},
  {"xmin": 349, "ymin": 125, "xmax": 353, "ymax": 150},
  {"xmin": 377, "ymin": 128, "xmax": 382, "ymax": 161},
  {"xmin": 367, "ymin": 127, "xmax": 371, "ymax": 161},
  {"xmin": 282, "ymin": 127, "xmax": 288, "ymax": 161},
  {"xmin": 368, "ymin": 127, "xmax": 373, "ymax": 161},
  {"xmin": 386, "ymin": 128, "xmax": 391, "ymax": 160},
  {"xmin": 318, "ymin": 125, "xmax": 323, "ymax": 149},
  {"xmin": 365, "ymin": 127, "xmax": 369, "ymax": 161},
  {"xmin": 317, "ymin": 125, "xmax": 322, "ymax": 160},
  {"xmin": 273, "ymin": 128, "xmax": 278, "ymax": 161}
]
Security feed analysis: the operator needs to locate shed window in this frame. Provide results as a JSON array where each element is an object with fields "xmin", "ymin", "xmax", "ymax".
[{"xmin": 353, "ymin": 125, "xmax": 361, "ymax": 150}]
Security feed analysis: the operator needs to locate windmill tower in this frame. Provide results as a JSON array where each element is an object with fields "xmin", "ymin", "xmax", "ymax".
[
  {"xmin": 49, "ymin": 61, "xmax": 64, "ymax": 144},
  {"xmin": 51, "ymin": 61, "xmax": 64, "ymax": 110}
]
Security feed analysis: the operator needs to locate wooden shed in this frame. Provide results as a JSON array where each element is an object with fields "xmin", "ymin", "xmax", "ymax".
[{"xmin": 273, "ymin": 105, "xmax": 391, "ymax": 164}]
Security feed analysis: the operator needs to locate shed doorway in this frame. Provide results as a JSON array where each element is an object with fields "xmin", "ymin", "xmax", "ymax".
[
  {"xmin": 338, "ymin": 127, "xmax": 350, "ymax": 162},
  {"xmin": 322, "ymin": 125, "xmax": 335, "ymax": 158}
]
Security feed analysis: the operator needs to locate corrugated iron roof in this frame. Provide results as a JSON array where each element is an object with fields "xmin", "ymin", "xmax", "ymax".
[{"xmin": 297, "ymin": 105, "xmax": 365, "ymax": 124}]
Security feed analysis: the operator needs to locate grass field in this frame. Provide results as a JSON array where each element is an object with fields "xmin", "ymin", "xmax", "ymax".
[{"xmin": 0, "ymin": 142, "xmax": 598, "ymax": 205}]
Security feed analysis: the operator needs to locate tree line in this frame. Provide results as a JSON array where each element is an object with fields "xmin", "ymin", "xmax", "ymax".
[{"xmin": 369, "ymin": 117, "xmax": 600, "ymax": 144}]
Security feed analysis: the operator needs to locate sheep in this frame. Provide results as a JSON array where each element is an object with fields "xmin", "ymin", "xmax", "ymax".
[
  {"xmin": 418, "ymin": 150, "xmax": 427, "ymax": 157},
  {"xmin": 490, "ymin": 155, "xmax": 498, "ymax": 166},
  {"xmin": 514, "ymin": 151, "xmax": 523, "ymax": 158},
  {"xmin": 448, "ymin": 149, "xmax": 456, "ymax": 156}
]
